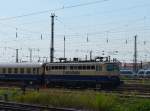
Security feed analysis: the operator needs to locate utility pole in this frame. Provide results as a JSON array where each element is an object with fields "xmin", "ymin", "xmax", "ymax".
[
  {"xmin": 29, "ymin": 48, "xmax": 32, "ymax": 63},
  {"xmin": 16, "ymin": 28, "xmax": 18, "ymax": 38},
  {"xmin": 133, "ymin": 35, "xmax": 137, "ymax": 73},
  {"xmin": 50, "ymin": 13, "xmax": 55, "ymax": 63},
  {"xmin": 85, "ymin": 55, "xmax": 87, "ymax": 61},
  {"xmin": 16, "ymin": 49, "xmax": 19, "ymax": 63},
  {"xmin": 90, "ymin": 50, "xmax": 92, "ymax": 60},
  {"xmin": 64, "ymin": 36, "xmax": 66, "ymax": 58}
]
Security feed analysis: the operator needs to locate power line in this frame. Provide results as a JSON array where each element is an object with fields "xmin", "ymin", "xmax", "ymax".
[
  {"xmin": 62, "ymin": 3, "xmax": 150, "ymax": 20},
  {"xmin": 0, "ymin": 0, "xmax": 109, "ymax": 21}
]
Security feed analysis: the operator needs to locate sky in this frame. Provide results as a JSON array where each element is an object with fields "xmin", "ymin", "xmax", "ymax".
[{"xmin": 0, "ymin": 0, "xmax": 150, "ymax": 63}]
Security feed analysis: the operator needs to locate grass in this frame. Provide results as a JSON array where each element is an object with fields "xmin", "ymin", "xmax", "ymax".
[{"xmin": 0, "ymin": 88, "xmax": 149, "ymax": 111}]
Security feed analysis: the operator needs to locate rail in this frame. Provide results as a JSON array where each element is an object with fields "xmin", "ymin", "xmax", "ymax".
[{"xmin": 0, "ymin": 101, "xmax": 79, "ymax": 111}]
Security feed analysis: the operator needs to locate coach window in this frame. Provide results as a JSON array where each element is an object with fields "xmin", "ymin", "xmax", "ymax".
[
  {"xmin": 87, "ymin": 66, "xmax": 91, "ymax": 70},
  {"xmin": 27, "ymin": 68, "xmax": 31, "ymax": 73},
  {"xmin": 62, "ymin": 66, "xmax": 65, "ymax": 70},
  {"xmin": 74, "ymin": 66, "xmax": 77, "ymax": 70},
  {"xmin": 8, "ymin": 68, "xmax": 12, "ymax": 73},
  {"xmin": 58, "ymin": 66, "xmax": 62, "ymax": 70},
  {"xmin": 91, "ymin": 66, "xmax": 95, "ymax": 70},
  {"xmin": 83, "ymin": 66, "xmax": 86, "ymax": 70},
  {"xmin": 55, "ymin": 66, "xmax": 58, "ymax": 70},
  {"xmin": 70, "ymin": 66, "xmax": 73, "ymax": 70},
  {"xmin": 2, "ymin": 68, "xmax": 6, "ymax": 73},
  {"xmin": 37, "ymin": 68, "xmax": 39, "ymax": 74},
  {"xmin": 96, "ymin": 65, "xmax": 102, "ymax": 71},
  {"xmin": 14, "ymin": 68, "xmax": 18, "ymax": 73},
  {"xmin": 78, "ymin": 66, "xmax": 82, "ymax": 70},
  {"xmin": 33, "ymin": 68, "xmax": 36, "ymax": 74},
  {"xmin": 20, "ymin": 68, "xmax": 24, "ymax": 73}
]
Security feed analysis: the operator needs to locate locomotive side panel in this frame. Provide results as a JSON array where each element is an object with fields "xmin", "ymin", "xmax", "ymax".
[
  {"xmin": 45, "ymin": 62, "xmax": 120, "ymax": 76},
  {"xmin": 44, "ymin": 62, "xmax": 120, "ymax": 88}
]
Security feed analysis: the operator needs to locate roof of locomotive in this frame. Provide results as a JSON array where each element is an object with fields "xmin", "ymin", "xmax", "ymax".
[
  {"xmin": 45, "ymin": 61, "xmax": 118, "ymax": 66},
  {"xmin": 0, "ymin": 62, "xmax": 43, "ymax": 68}
]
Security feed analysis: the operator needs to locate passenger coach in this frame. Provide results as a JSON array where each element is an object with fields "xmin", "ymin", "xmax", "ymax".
[{"xmin": 0, "ymin": 62, "xmax": 43, "ymax": 85}]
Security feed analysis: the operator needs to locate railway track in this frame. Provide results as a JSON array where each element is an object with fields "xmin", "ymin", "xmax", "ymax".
[
  {"xmin": 104, "ymin": 83, "xmax": 150, "ymax": 98},
  {"xmin": 116, "ymin": 83, "xmax": 150, "ymax": 92},
  {"xmin": 0, "ymin": 101, "xmax": 79, "ymax": 111},
  {"xmin": 0, "ymin": 81, "xmax": 149, "ymax": 98}
]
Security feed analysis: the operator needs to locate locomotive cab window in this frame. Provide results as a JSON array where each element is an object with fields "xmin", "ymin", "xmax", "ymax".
[
  {"xmin": 106, "ymin": 64, "xmax": 114, "ymax": 71},
  {"xmin": 114, "ymin": 64, "xmax": 119, "ymax": 71}
]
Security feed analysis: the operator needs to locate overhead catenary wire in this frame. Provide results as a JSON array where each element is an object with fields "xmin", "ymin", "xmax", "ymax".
[
  {"xmin": 0, "ymin": 15, "xmax": 149, "ymax": 39},
  {"xmin": 0, "ymin": 1, "xmax": 149, "ymax": 62},
  {"xmin": 0, "ymin": 0, "xmax": 109, "ymax": 21}
]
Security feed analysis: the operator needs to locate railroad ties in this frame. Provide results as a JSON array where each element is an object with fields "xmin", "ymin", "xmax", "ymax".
[
  {"xmin": 0, "ymin": 101, "xmax": 79, "ymax": 111},
  {"xmin": 108, "ymin": 83, "xmax": 150, "ymax": 98}
]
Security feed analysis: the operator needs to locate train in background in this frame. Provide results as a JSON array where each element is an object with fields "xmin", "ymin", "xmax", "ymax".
[{"xmin": 0, "ymin": 56, "xmax": 121, "ymax": 89}]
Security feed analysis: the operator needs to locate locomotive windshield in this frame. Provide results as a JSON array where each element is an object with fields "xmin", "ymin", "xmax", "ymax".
[{"xmin": 106, "ymin": 63, "xmax": 119, "ymax": 71}]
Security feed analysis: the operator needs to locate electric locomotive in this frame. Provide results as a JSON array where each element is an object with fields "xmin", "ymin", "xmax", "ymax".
[{"xmin": 44, "ymin": 57, "xmax": 120, "ymax": 88}]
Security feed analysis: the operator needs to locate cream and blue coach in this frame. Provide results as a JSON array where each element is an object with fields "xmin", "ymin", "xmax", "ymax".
[{"xmin": 0, "ymin": 62, "xmax": 43, "ymax": 85}]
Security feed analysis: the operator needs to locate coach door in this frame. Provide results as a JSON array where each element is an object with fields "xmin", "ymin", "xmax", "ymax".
[
  {"xmin": 96, "ymin": 65, "xmax": 102, "ymax": 71},
  {"xmin": 33, "ymin": 68, "xmax": 39, "ymax": 75}
]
